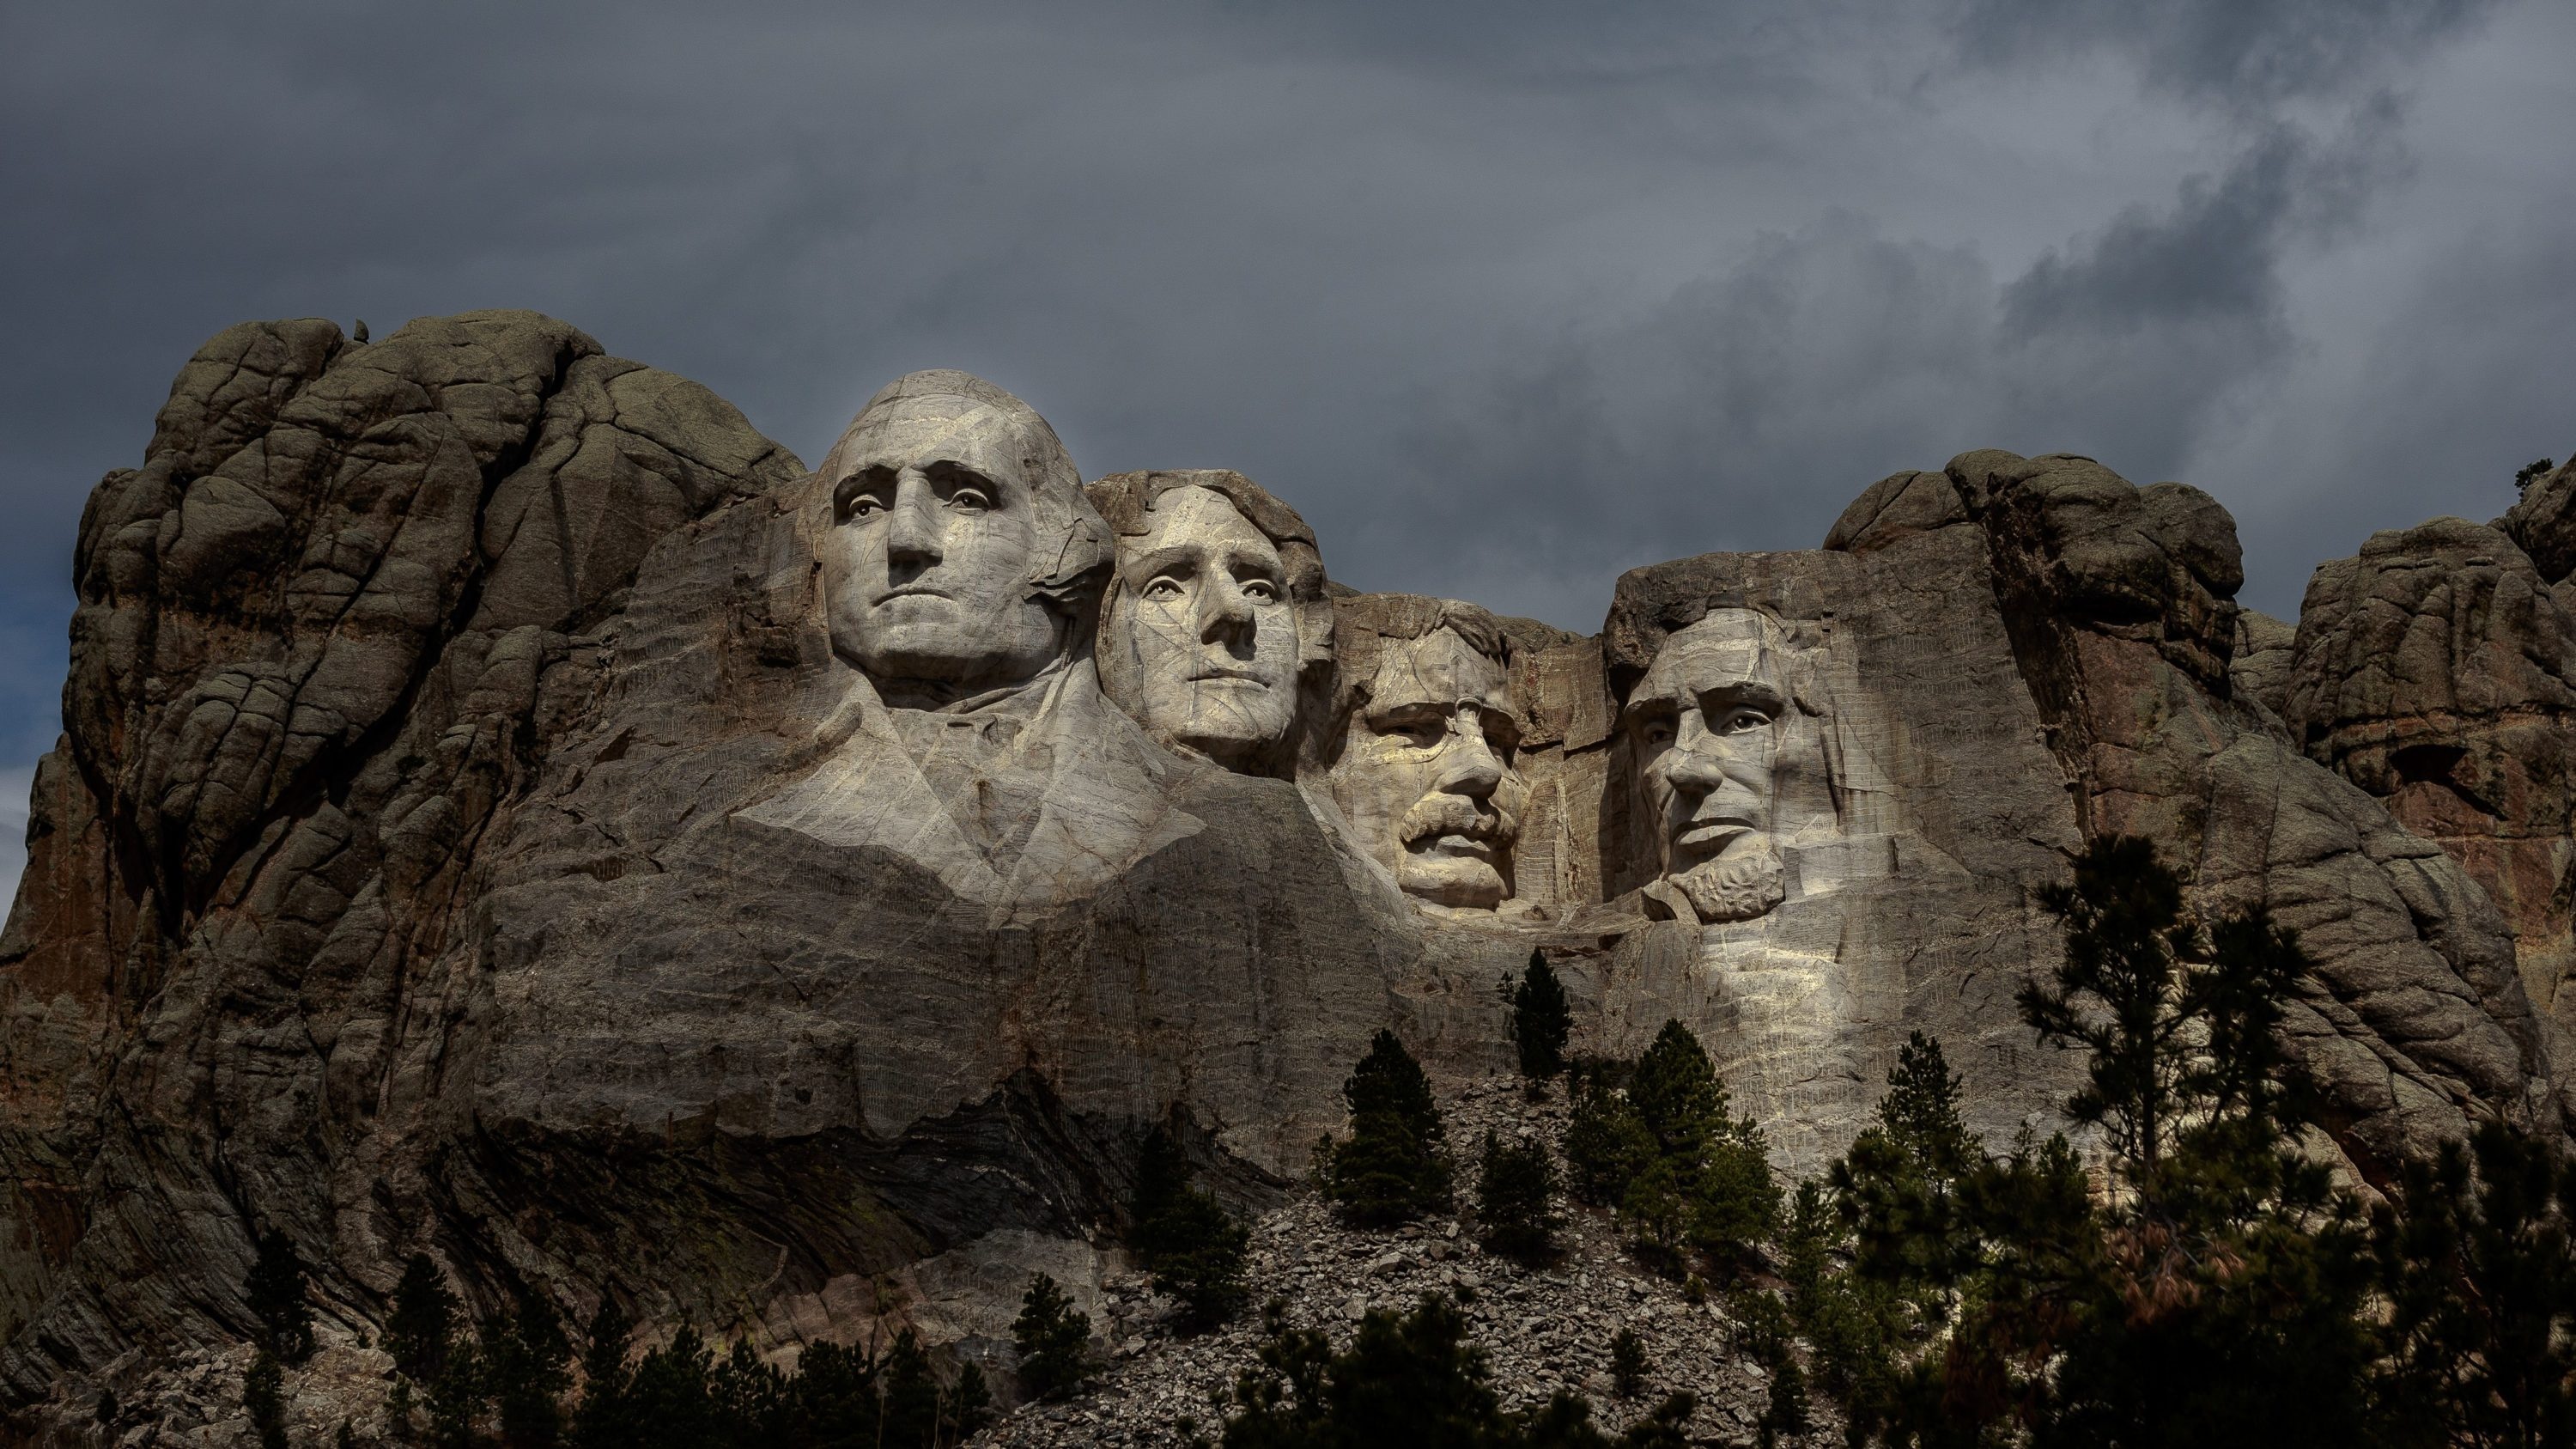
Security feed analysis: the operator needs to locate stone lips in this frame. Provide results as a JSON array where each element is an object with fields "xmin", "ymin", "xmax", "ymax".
[{"xmin": 0, "ymin": 314, "xmax": 2565, "ymax": 1430}]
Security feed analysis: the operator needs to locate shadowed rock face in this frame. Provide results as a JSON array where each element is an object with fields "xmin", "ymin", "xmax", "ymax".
[{"xmin": 0, "ymin": 316, "xmax": 2567, "ymax": 1434}]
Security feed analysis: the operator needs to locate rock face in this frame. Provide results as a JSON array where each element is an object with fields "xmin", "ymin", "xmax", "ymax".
[{"xmin": 1, "ymin": 315, "xmax": 2567, "ymax": 1434}]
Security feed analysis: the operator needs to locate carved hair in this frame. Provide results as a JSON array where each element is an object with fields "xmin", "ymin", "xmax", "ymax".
[
  {"xmin": 824, "ymin": 369, "xmax": 1113, "ymax": 613},
  {"xmin": 1317, "ymin": 594, "xmax": 1518, "ymax": 768}
]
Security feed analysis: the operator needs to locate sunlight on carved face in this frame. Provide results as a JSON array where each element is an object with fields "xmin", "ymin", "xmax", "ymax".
[
  {"xmin": 1327, "ymin": 628, "xmax": 1526, "ymax": 910},
  {"xmin": 1109, "ymin": 487, "xmax": 1301, "ymax": 764},
  {"xmin": 1629, "ymin": 610, "xmax": 1789, "ymax": 883},
  {"xmin": 819, "ymin": 396, "xmax": 1060, "ymax": 689}
]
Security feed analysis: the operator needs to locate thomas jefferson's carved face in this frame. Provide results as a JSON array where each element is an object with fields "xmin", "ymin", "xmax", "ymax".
[
  {"xmin": 1628, "ymin": 610, "xmax": 1790, "ymax": 921},
  {"xmin": 1109, "ymin": 487, "xmax": 1301, "ymax": 765},
  {"xmin": 819, "ymin": 397, "xmax": 1061, "ymax": 689},
  {"xmin": 1327, "ymin": 628, "xmax": 1526, "ymax": 910}
]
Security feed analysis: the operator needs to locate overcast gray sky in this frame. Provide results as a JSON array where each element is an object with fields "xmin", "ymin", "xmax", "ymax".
[{"xmin": 4, "ymin": 0, "xmax": 2573, "ymax": 902}]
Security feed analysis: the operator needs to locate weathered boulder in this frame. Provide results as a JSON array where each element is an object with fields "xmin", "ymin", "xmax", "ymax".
[{"xmin": 2285, "ymin": 517, "xmax": 2576, "ymax": 1035}]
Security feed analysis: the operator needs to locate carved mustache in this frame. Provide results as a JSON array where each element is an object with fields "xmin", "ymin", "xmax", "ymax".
[{"xmin": 1399, "ymin": 794, "xmax": 1520, "ymax": 850}]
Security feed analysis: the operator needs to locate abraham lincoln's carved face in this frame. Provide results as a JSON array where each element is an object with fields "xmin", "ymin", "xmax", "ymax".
[{"xmin": 1627, "ymin": 609, "xmax": 1791, "ymax": 922}]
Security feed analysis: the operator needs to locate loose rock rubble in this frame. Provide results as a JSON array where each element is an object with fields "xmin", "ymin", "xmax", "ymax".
[{"xmin": 980, "ymin": 1076, "xmax": 1829, "ymax": 1447}]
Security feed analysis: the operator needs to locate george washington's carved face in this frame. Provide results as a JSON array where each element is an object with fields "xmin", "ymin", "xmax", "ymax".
[
  {"xmin": 818, "ymin": 391, "xmax": 1067, "ymax": 691},
  {"xmin": 1327, "ymin": 627, "xmax": 1525, "ymax": 910},
  {"xmin": 1106, "ymin": 487, "xmax": 1301, "ymax": 764},
  {"xmin": 1627, "ymin": 609, "xmax": 1791, "ymax": 922}
]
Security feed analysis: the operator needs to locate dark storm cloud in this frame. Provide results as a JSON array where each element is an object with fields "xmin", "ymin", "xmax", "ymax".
[
  {"xmin": 2, "ymin": 0, "xmax": 2570, "ymax": 906},
  {"xmin": 1948, "ymin": 0, "xmax": 2500, "ymax": 107}
]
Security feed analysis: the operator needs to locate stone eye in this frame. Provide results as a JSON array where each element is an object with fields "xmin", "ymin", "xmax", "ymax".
[
  {"xmin": 948, "ymin": 488, "xmax": 992, "ymax": 513},
  {"xmin": 1143, "ymin": 576, "xmax": 1185, "ymax": 601},
  {"xmin": 1239, "ymin": 579, "xmax": 1279, "ymax": 604},
  {"xmin": 1639, "ymin": 719, "xmax": 1676, "ymax": 747},
  {"xmin": 1719, "ymin": 707, "xmax": 1770, "ymax": 734}
]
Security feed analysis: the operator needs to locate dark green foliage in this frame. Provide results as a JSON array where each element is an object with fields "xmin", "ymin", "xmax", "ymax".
[
  {"xmin": 1204, "ymin": 1294, "xmax": 1696, "ymax": 1448},
  {"xmin": 245, "ymin": 1350, "xmax": 289, "ymax": 1449},
  {"xmin": 486, "ymin": 1295, "xmax": 573, "ymax": 1447},
  {"xmin": 339, "ymin": 1418, "xmax": 360, "ymax": 1449},
  {"xmin": 572, "ymin": 1300, "xmax": 635, "ymax": 1449},
  {"xmin": 1608, "ymin": 1327, "xmax": 1648, "ymax": 1398},
  {"xmin": 1510, "ymin": 950, "xmax": 1573, "ymax": 1082},
  {"xmin": 2519, "ymin": 458, "xmax": 2558, "ymax": 490},
  {"xmin": 1132, "ymin": 1125, "xmax": 1254, "ymax": 1328},
  {"xmin": 1627, "ymin": 1020, "xmax": 1778, "ymax": 1272},
  {"xmin": 1475, "ymin": 1129, "xmax": 1563, "ymax": 1265},
  {"xmin": 246, "ymin": 1225, "xmax": 316, "ymax": 1363},
  {"xmin": 381, "ymin": 1286, "xmax": 983, "ymax": 1449},
  {"xmin": 1318, "ymin": 1030, "xmax": 1453, "ymax": 1226},
  {"xmin": 93, "ymin": 1388, "xmax": 114, "ymax": 1425},
  {"xmin": 386, "ymin": 1253, "xmax": 462, "ymax": 1385},
  {"xmin": 1754, "ymin": 1356, "xmax": 1807, "ymax": 1449},
  {"xmin": 2372, "ymin": 1119, "xmax": 2576, "ymax": 1449},
  {"xmin": 1563, "ymin": 1074, "xmax": 1655, "ymax": 1209},
  {"xmin": 1012, "ymin": 1273, "xmax": 1095, "ymax": 1402}
]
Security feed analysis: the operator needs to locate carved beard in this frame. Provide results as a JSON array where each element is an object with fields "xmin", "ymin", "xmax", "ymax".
[{"xmin": 1671, "ymin": 835, "xmax": 1785, "ymax": 923}]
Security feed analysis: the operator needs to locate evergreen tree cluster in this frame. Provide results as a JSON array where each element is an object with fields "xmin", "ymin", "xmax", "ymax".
[
  {"xmin": 1317, "ymin": 1030, "xmax": 1455, "ymax": 1226},
  {"xmin": 1129, "ymin": 1126, "xmax": 1254, "ymax": 1329},
  {"xmin": 364, "ymin": 1255, "xmax": 987, "ymax": 1448},
  {"xmin": 1198, "ymin": 1294, "xmax": 1697, "ymax": 1449},
  {"xmin": 1563, "ymin": 1019, "xmax": 1777, "ymax": 1278},
  {"xmin": 1747, "ymin": 835, "xmax": 2576, "ymax": 1448}
]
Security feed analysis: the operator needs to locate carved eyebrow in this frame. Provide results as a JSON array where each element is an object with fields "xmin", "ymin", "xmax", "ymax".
[
  {"xmin": 920, "ymin": 460, "xmax": 1003, "ymax": 497},
  {"xmin": 1127, "ymin": 544, "xmax": 1202, "ymax": 581},
  {"xmin": 832, "ymin": 465, "xmax": 898, "ymax": 516},
  {"xmin": 1693, "ymin": 680, "xmax": 1787, "ymax": 714}
]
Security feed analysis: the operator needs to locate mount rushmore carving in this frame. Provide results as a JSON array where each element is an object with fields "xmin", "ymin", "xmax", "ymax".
[{"xmin": 1, "ymin": 313, "xmax": 2567, "ymax": 1428}]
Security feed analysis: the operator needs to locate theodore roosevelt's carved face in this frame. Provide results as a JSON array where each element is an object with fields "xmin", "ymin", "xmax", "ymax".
[
  {"xmin": 1327, "ymin": 627, "xmax": 1526, "ymax": 910},
  {"xmin": 1628, "ymin": 609, "xmax": 1791, "ymax": 922},
  {"xmin": 1106, "ymin": 487, "xmax": 1301, "ymax": 765},
  {"xmin": 819, "ymin": 393, "xmax": 1063, "ymax": 691}
]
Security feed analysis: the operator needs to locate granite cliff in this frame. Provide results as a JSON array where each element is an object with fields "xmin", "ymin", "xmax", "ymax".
[{"xmin": 0, "ymin": 313, "xmax": 2565, "ymax": 1439}]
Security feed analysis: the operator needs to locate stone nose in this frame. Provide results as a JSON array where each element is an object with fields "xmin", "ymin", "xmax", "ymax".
[
  {"xmin": 1436, "ymin": 715, "xmax": 1503, "ymax": 799},
  {"xmin": 885, "ymin": 475, "xmax": 945, "ymax": 566},
  {"xmin": 1197, "ymin": 577, "xmax": 1257, "ymax": 646},
  {"xmin": 1662, "ymin": 740, "xmax": 1731, "ymax": 795}
]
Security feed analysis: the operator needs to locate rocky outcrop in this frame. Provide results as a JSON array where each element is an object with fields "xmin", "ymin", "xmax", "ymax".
[
  {"xmin": 2283, "ymin": 515, "xmax": 2576, "ymax": 1038},
  {"xmin": 1, "ymin": 320, "xmax": 2567, "ymax": 1439}
]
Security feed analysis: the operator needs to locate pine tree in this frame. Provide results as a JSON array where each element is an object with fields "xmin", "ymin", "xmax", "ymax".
[
  {"xmin": 1510, "ymin": 949, "xmax": 1573, "ymax": 1083},
  {"xmin": 384, "ymin": 1252, "xmax": 459, "ymax": 1385},
  {"xmin": 2372, "ymin": 1119, "xmax": 2576, "ymax": 1449},
  {"xmin": 571, "ymin": 1299, "xmax": 635, "ymax": 1449},
  {"xmin": 1608, "ymin": 1326, "xmax": 1649, "ymax": 1398},
  {"xmin": 1475, "ymin": 1129, "xmax": 1563, "ymax": 1265},
  {"xmin": 2008, "ymin": 836, "xmax": 2373, "ymax": 1449},
  {"xmin": 1564, "ymin": 1072, "xmax": 1655, "ymax": 1209},
  {"xmin": 244, "ymin": 1350, "xmax": 289, "ymax": 1449},
  {"xmin": 1132, "ymin": 1125, "xmax": 1252, "ymax": 1328},
  {"xmin": 485, "ymin": 1294, "xmax": 572, "ymax": 1447},
  {"xmin": 1012, "ymin": 1274, "xmax": 1095, "ymax": 1401},
  {"xmin": 246, "ymin": 1224, "xmax": 316, "ymax": 1363},
  {"xmin": 1625, "ymin": 1020, "xmax": 1777, "ymax": 1272},
  {"xmin": 1319, "ymin": 1030, "xmax": 1453, "ymax": 1226}
]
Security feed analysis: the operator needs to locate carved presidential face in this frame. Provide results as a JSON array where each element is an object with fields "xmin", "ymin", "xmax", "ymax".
[
  {"xmin": 1627, "ymin": 609, "xmax": 1791, "ymax": 922},
  {"xmin": 819, "ymin": 395, "xmax": 1062, "ymax": 690},
  {"xmin": 1327, "ymin": 628, "xmax": 1527, "ymax": 910},
  {"xmin": 1108, "ymin": 486, "xmax": 1302, "ymax": 765}
]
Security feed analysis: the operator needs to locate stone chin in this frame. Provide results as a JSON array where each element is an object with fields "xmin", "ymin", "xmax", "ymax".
[
  {"xmin": 1668, "ymin": 835, "xmax": 1787, "ymax": 922},
  {"xmin": 1139, "ymin": 675, "xmax": 1296, "ymax": 767}
]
